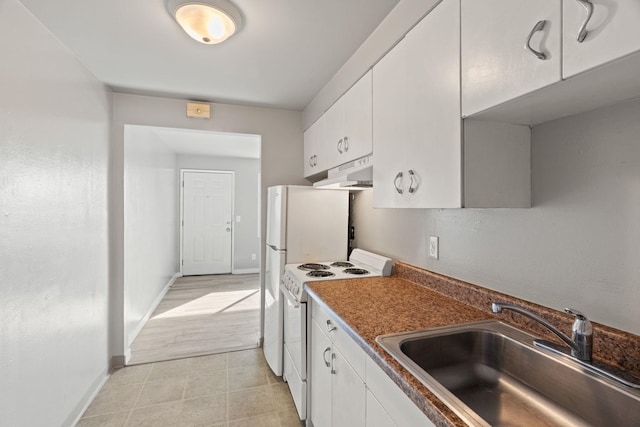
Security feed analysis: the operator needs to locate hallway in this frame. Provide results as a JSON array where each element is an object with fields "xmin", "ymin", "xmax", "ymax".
[{"xmin": 129, "ymin": 274, "xmax": 260, "ymax": 365}]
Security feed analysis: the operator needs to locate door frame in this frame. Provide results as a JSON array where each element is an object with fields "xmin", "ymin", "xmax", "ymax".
[{"xmin": 179, "ymin": 169, "xmax": 235, "ymax": 276}]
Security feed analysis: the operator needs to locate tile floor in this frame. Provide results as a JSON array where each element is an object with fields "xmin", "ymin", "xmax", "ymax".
[{"xmin": 77, "ymin": 349, "xmax": 301, "ymax": 427}]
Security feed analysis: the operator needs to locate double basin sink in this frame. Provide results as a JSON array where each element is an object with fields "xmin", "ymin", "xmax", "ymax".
[{"xmin": 376, "ymin": 320, "xmax": 640, "ymax": 426}]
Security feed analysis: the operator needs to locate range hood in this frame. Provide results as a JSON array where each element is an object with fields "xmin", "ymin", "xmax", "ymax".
[{"xmin": 313, "ymin": 155, "xmax": 372, "ymax": 190}]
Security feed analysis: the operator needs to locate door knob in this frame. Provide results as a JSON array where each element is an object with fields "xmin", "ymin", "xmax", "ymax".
[{"xmin": 226, "ymin": 228, "xmax": 231, "ymax": 232}]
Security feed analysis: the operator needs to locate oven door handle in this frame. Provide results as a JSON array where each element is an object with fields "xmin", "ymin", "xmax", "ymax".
[{"xmin": 280, "ymin": 288, "xmax": 300, "ymax": 308}]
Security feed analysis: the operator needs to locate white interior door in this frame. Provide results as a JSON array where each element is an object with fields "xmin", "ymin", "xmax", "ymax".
[{"xmin": 182, "ymin": 171, "xmax": 233, "ymax": 275}]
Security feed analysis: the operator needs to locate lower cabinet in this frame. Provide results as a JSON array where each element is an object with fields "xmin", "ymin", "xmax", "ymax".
[
  {"xmin": 309, "ymin": 298, "xmax": 435, "ymax": 427},
  {"xmin": 366, "ymin": 391, "xmax": 397, "ymax": 427},
  {"xmin": 310, "ymin": 318, "xmax": 366, "ymax": 427}
]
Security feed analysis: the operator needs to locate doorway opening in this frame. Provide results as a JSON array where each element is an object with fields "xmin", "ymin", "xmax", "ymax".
[{"xmin": 123, "ymin": 125, "xmax": 261, "ymax": 365}]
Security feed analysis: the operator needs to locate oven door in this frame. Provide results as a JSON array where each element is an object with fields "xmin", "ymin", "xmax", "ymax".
[
  {"xmin": 282, "ymin": 289, "xmax": 307, "ymax": 420},
  {"xmin": 283, "ymin": 292, "xmax": 306, "ymax": 380}
]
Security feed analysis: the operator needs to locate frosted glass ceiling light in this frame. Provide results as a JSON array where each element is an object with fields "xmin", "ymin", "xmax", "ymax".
[{"xmin": 167, "ymin": 0, "xmax": 243, "ymax": 45}]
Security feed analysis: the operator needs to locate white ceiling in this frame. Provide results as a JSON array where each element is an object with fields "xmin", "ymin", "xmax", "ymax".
[{"xmin": 19, "ymin": 0, "xmax": 399, "ymax": 111}]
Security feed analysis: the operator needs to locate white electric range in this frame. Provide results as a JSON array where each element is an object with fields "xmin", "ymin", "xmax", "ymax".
[{"xmin": 279, "ymin": 249, "xmax": 393, "ymax": 421}]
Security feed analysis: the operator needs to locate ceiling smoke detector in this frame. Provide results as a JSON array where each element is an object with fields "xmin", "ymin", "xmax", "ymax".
[{"xmin": 167, "ymin": 0, "xmax": 243, "ymax": 45}]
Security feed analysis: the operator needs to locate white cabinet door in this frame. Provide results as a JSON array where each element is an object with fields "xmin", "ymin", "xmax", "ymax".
[
  {"xmin": 373, "ymin": 0, "xmax": 462, "ymax": 208},
  {"xmin": 324, "ymin": 95, "xmax": 345, "ymax": 169},
  {"xmin": 332, "ymin": 347, "xmax": 366, "ymax": 427},
  {"xmin": 304, "ymin": 115, "xmax": 328, "ymax": 178},
  {"xmin": 310, "ymin": 320, "xmax": 332, "ymax": 427},
  {"xmin": 563, "ymin": 0, "xmax": 640, "ymax": 78},
  {"xmin": 303, "ymin": 123, "xmax": 316, "ymax": 178},
  {"xmin": 366, "ymin": 390, "xmax": 397, "ymax": 427},
  {"xmin": 321, "ymin": 71, "xmax": 373, "ymax": 171},
  {"xmin": 461, "ymin": 0, "xmax": 561, "ymax": 116},
  {"xmin": 340, "ymin": 71, "xmax": 372, "ymax": 164}
]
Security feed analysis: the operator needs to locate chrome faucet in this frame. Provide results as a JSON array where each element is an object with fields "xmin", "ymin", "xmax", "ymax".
[{"xmin": 491, "ymin": 302, "xmax": 593, "ymax": 362}]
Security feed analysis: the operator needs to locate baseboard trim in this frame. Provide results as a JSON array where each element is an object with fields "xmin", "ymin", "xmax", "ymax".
[
  {"xmin": 126, "ymin": 272, "xmax": 181, "ymax": 349},
  {"xmin": 111, "ymin": 354, "xmax": 126, "ymax": 369},
  {"xmin": 232, "ymin": 268, "xmax": 260, "ymax": 274},
  {"xmin": 64, "ymin": 366, "xmax": 109, "ymax": 427}
]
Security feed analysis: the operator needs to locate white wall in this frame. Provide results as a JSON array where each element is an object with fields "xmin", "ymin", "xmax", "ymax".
[
  {"xmin": 353, "ymin": 98, "xmax": 640, "ymax": 335},
  {"xmin": 177, "ymin": 155, "xmax": 261, "ymax": 272},
  {"xmin": 124, "ymin": 126, "xmax": 179, "ymax": 348},
  {"xmin": 111, "ymin": 93, "xmax": 305, "ymax": 356},
  {"xmin": 0, "ymin": 1, "xmax": 112, "ymax": 426}
]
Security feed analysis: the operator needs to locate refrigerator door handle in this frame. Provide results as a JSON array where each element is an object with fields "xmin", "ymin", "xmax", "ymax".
[{"xmin": 267, "ymin": 244, "xmax": 286, "ymax": 253}]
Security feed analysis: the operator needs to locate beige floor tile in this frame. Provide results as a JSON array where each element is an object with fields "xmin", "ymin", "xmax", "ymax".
[
  {"xmin": 278, "ymin": 410, "xmax": 303, "ymax": 427},
  {"xmin": 126, "ymin": 401, "xmax": 181, "ymax": 427},
  {"xmin": 228, "ymin": 385, "xmax": 275, "ymax": 420},
  {"xmin": 109, "ymin": 364, "xmax": 152, "ymax": 386},
  {"xmin": 179, "ymin": 394, "xmax": 227, "ymax": 427},
  {"xmin": 188, "ymin": 353, "xmax": 227, "ymax": 374},
  {"xmin": 76, "ymin": 411, "xmax": 130, "ymax": 427},
  {"xmin": 228, "ymin": 363, "xmax": 270, "ymax": 391},
  {"xmin": 228, "ymin": 348, "xmax": 267, "ymax": 369},
  {"xmin": 184, "ymin": 370, "xmax": 228, "ymax": 399},
  {"xmin": 83, "ymin": 382, "xmax": 143, "ymax": 417},
  {"xmin": 228, "ymin": 413, "xmax": 281, "ymax": 427},
  {"xmin": 136, "ymin": 377, "xmax": 186, "ymax": 407},
  {"xmin": 270, "ymin": 383, "xmax": 296, "ymax": 411},
  {"xmin": 147, "ymin": 358, "xmax": 192, "ymax": 381}
]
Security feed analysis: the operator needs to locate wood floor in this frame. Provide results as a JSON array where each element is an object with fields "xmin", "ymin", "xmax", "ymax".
[{"xmin": 128, "ymin": 274, "xmax": 261, "ymax": 365}]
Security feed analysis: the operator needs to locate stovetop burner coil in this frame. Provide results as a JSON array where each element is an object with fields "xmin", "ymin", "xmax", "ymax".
[
  {"xmin": 298, "ymin": 263, "xmax": 330, "ymax": 271},
  {"xmin": 331, "ymin": 261, "xmax": 354, "ymax": 268},
  {"xmin": 306, "ymin": 270, "xmax": 335, "ymax": 278},
  {"xmin": 343, "ymin": 268, "xmax": 370, "ymax": 275}
]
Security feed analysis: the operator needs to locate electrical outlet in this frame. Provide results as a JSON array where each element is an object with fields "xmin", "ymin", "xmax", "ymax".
[
  {"xmin": 251, "ymin": 253, "xmax": 257, "ymax": 261},
  {"xmin": 429, "ymin": 236, "xmax": 439, "ymax": 260}
]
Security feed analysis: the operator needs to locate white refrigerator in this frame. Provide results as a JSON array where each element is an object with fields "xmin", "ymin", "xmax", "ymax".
[{"xmin": 263, "ymin": 185, "xmax": 349, "ymax": 376}]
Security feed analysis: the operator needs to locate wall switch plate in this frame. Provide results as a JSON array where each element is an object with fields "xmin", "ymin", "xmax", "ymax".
[
  {"xmin": 236, "ymin": 215, "xmax": 241, "ymax": 222},
  {"xmin": 429, "ymin": 236, "xmax": 439, "ymax": 260},
  {"xmin": 251, "ymin": 253, "xmax": 257, "ymax": 261}
]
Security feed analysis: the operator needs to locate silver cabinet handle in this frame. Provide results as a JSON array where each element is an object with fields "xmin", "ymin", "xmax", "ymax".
[
  {"xmin": 576, "ymin": 0, "xmax": 594, "ymax": 42},
  {"xmin": 344, "ymin": 136, "xmax": 349, "ymax": 152},
  {"xmin": 323, "ymin": 347, "xmax": 331, "ymax": 368},
  {"xmin": 525, "ymin": 20, "xmax": 548, "ymax": 60},
  {"xmin": 337, "ymin": 138, "xmax": 343, "ymax": 154},
  {"xmin": 309, "ymin": 156, "xmax": 314, "ymax": 167},
  {"xmin": 313, "ymin": 155, "xmax": 317, "ymax": 166},
  {"xmin": 331, "ymin": 352, "xmax": 336, "ymax": 375},
  {"xmin": 408, "ymin": 170, "xmax": 417, "ymax": 194},
  {"xmin": 326, "ymin": 319, "xmax": 337, "ymax": 333},
  {"xmin": 394, "ymin": 172, "xmax": 403, "ymax": 194}
]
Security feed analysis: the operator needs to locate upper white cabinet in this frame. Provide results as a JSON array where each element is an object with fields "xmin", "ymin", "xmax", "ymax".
[
  {"xmin": 304, "ymin": 71, "xmax": 372, "ymax": 178},
  {"xmin": 373, "ymin": 0, "xmax": 530, "ymax": 209},
  {"xmin": 563, "ymin": 0, "xmax": 640, "ymax": 78},
  {"xmin": 304, "ymin": 115, "xmax": 327, "ymax": 178},
  {"xmin": 373, "ymin": 0, "xmax": 462, "ymax": 208},
  {"xmin": 325, "ymin": 71, "xmax": 373, "ymax": 167},
  {"xmin": 461, "ymin": 0, "xmax": 562, "ymax": 117}
]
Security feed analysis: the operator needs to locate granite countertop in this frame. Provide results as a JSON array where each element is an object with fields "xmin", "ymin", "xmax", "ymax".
[
  {"xmin": 304, "ymin": 261, "xmax": 640, "ymax": 427},
  {"xmin": 306, "ymin": 275, "xmax": 482, "ymax": 427}
]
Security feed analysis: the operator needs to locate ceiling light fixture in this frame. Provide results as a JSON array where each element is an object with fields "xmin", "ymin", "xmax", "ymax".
[{"xmin": 167, "ymin": 0, "xmax": 243, "ymax": 45}]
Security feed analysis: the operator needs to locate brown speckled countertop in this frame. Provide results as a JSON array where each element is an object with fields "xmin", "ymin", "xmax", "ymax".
[{"xmin": 305, "ymin": 261, "xmax": 640, "ymax": 427}]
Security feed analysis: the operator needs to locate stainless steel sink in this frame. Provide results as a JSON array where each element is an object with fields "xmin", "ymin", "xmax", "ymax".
[{"xmin": 376, "ymin": 320, "xmax": 640, "ymax": 427}]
